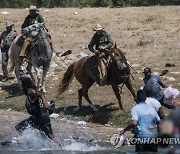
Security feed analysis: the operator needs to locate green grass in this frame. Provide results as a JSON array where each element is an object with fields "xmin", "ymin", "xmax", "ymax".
[{"xmin": 0, "ymin": 102, "xmax": 25, "ymax": 111}]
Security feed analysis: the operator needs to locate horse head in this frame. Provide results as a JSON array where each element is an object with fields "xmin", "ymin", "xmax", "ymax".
[
  {"xmin": 21, "ymin": 23, "xmax": 52, "ymax": 62},
  {"xmin": 109, "ymin": 44, "xmax": 127, "ymax": 71}
]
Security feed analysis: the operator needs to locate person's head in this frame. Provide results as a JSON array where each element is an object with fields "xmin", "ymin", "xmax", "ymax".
[
  {"xmin": 93, "ymin": 24, "xmax": 104, "ymax": 35},
  {"xmin": 20, "ymin": 75, "xmax": 36, "ymax": 95},
  {"xmin": 5, "ymin": 22, "xmax": 14, "ymax": 31},
  {"xmin": 144, "ymin": 85, "xmax": 152, "ymax": 97},
  {"xmin": 136, "ymin": 89, "xmax": 146, "ymax": 103},
  {"xmin": 143, "ymin": 67, "xmax": 151, "ymax": 78},
  {"xmin": 29, "ymin": 5, "xmax": 38, "ymax": 17},
  {"xmin": 27, "ymin": 88, "xmax": 37, "ymax": 97}
]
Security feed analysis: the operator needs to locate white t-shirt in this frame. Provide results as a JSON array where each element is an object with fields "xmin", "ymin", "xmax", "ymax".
[{"xmin": 145, "ymin": 97, "xmax": 161, "ymax": 112}]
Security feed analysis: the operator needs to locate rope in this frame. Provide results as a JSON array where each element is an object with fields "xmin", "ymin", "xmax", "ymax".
[{"xmin": 52, "ymin": 48, "xmax": 69, "ymax": 66}]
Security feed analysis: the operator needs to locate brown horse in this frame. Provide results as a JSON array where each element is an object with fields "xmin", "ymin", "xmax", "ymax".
[{"xmin": 58, "ymin": 44, "xmax": 136, "ymax": 111}]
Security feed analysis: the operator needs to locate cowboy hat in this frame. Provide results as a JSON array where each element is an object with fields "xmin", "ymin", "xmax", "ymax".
[
  {"xmin": 29, "ymin": 5, "xmax": 38, "ymax": 11},
  {"xmin": 5, "ymin": 22, "xmax": 14, "ymax": 27},
  {"xmin": 93, "ymin": 24, "xmax": 104, "ymax": 31}
]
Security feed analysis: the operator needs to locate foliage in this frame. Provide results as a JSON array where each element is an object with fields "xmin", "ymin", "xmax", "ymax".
[{"xmin": 0, "ymin": 0, "xmax": 179, "ymax": 8}]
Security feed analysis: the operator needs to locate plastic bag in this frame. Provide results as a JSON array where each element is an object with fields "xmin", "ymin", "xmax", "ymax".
[
  {"xmin": 110, "ymin": 134, "xmax": 126, "ymax": 148},
  {"xmin": 164, "ymin": 86, "xmax": 180, "ymax": 99}
]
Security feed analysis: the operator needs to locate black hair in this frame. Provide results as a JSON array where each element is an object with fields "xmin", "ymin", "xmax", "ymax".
[
  {"xmin": 143, "ymin": 85, "xmax": 152, "ymax": 97},
  {"xmin": 137, "ymin": 89, "xmax": 146, "ymax": 102},
  {"xmin": 20, "ymin": 76, "xmax": 36, "ymax": 95}
]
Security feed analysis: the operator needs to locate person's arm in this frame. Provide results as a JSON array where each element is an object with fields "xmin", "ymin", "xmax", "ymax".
[
  {"xmin": 21, "ymin": 16, "xmax": 29, "ymax": 29},
  {"xmin": 88, "ymin": 35, "xmax": 96, "ymax": 53},
  {"xmin": 35, "ymin": 92, "xmax": 50, "ymax": 109},
  {"xmin": 158, "ymin": 76, "xmax": 167, "ymax": 88},
  {"xmin": 120, "ymin": 107, "xmax": 138, "ymax": 134},
  {"xmin": 25, "ymin": 97, "xmax": 33, "ymax": 114},
  {"xmin": 120, "ymin": 120, "xmax": 137, "ymax": 134},
  {"xmin": 104, "ymin": 33, "xmax": 114, "ymax": 49},
  {"xmin": 0, "ymin": 33, "xmax": 4, "ymax": 48},
  {"xmin": 158, "ymin": 107, "xmax": 165, "ymax": 119}
]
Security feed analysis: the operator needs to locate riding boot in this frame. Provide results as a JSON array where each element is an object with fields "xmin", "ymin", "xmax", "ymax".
[
  {"xmin": 98, "ymin": 58, "xmax": 107, "ymax": 86},
  {"xmin": 19, "ymin": 37, "xmax": 33, "ymax": 57}
]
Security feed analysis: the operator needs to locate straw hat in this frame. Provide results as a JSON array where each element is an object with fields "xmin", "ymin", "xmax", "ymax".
[
  {"xmin": 93, "ymin": 24, "xmax": 104, "ymax": 31},
  {"xmin": 29, "ymin": 5, "xmax": 38, "ymax": 11},
  {"xmin": 5, "ymin": 21, "xmax": 14, "ymax": 27}
]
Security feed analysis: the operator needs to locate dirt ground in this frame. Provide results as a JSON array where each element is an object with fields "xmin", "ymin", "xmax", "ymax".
[{"xmin": 0, "ymin": 6, "xmax": 180, "ymax": 142}]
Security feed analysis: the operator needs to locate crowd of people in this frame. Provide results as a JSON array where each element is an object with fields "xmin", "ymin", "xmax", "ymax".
[
  {"xmin": 119, "ymin": 67, "xmax": 179, "ymax": 152},
  {"xmin": 0, "ymin": 4, "xmax": 179, "ymax": 152}
]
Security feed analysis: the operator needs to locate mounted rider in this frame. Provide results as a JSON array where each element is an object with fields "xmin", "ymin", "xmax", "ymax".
[
  {"xmin": 19, "ymin": 5, "xmax": 45, "ymax": 58},
  {"xmin": 88, "ymin": 24, "xmax": 114, "ymax": 86}
]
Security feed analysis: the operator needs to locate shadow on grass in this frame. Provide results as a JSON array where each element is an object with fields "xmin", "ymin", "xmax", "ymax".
[
  {"xmin": 55, "ymin": 103, "xmax": 119, "ymax": 124},
  {"xmin": 0, "ymin": 83, "xmax": 23, "ymax": 98}
]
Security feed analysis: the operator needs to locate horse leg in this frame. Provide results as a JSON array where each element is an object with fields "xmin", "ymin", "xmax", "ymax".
[
  {"xmin": 33, "ymin": 65, "xmax": 41, "ymax": 90},
  {"xmin": 111, "ymin": 85, "xmax": 123, "ymax": 110},
  {"xmin": 15, "ymin": 63, "xmax": 22, "ymax": 88},
  {"xmin": 125, "ymin": 77, "xmax": 136, "ymax": 100},
  {"xmin": 82, "ymin": 80, "xmax": 98, "ymax": 111},
  {"xmin": 41, "ymin": 63, "xmax": 50, "ymax": 93},
  {"xmin": 74, "ymin": 80, "xmax": 97, "ymax": 112},
  {"xmin": 26, "ymin": 63, "xmax": 35, "ymax": 85},
  {"xmin": 74, "ymin": 88, "xmax": 83, "ymax": 112}
]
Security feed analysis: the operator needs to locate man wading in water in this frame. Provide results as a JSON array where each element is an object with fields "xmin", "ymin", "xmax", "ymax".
[{"xmin": 15, "ymin": 75, "xmax": 60, "ymax": 146}]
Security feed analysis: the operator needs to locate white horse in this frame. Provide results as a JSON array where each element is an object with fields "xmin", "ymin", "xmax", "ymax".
[{"xmin": 9, "ymin": 23, "xmax": 52, "ymax": 92}]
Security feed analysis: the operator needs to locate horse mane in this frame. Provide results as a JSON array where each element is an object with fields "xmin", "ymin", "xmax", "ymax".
[{"xmin": 113, "ymin": 43, "xmax": 126, "ymax": 56}]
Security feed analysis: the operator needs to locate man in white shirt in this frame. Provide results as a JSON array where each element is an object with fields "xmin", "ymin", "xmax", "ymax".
[{"xmin": 145, "ymin": 89, "xmax": 165, "ymax": 119}]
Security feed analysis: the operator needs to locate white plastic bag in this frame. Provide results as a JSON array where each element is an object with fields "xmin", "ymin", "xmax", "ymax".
[
  {"xmin": 164, "ymin": 86, "xmax": 180, "ymax": 99},
  {"xmin": 110, "ymin": 134, "xmax": 126, "ymax": 148}
]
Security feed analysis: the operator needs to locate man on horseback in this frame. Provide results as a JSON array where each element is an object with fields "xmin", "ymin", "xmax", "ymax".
[
  {"xmin": 19, "ymin": 5, "xmax": 44, "ymax": 58},
  {"xmin": 88, "ymin": 24, "xmax": 114, "ymax": 86}
]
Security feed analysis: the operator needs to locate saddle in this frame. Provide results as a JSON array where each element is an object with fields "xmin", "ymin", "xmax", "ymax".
[
  {"xmin": 84, "ymin": 55, "xmax": 112, "ymax": 85},
  {"xmin": 84, "ymin": 55, "xmax": 98, "ymax": 70}
]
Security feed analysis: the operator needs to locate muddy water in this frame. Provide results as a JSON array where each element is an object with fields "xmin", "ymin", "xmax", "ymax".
[
  {"xmin": 0, "ymin": 110, "xmax": 136, "ymax": 153},
  {"xmin": 0, "ymin": 110, "xmax": 171, "ymax": 153}
]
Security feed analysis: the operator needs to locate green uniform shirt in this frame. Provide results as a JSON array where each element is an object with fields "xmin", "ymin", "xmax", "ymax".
[{"xmin": 88, "ymin": 30, "xmax": 114, "ymax": 52}]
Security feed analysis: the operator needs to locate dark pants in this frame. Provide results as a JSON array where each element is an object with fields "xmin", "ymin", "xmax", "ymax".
[
  {"xmin": 15, "ymin": 115, "xmax": 53, "ymax": 138},
  {"xmin": 136, "ymin": 143, "xmax": 158, "ymax": 152},
  {"xmin": 1, "ymin": 49, "xmax": 9, "ymax": 78},
  {"xmin": 159, "ymin": 97, "xmax": 174, "ymax": 109}
]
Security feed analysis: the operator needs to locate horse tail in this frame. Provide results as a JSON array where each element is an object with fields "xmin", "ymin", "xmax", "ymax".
[{"xmin": 58, "ymin": 62, "xmax": 75, "ymax": 95}]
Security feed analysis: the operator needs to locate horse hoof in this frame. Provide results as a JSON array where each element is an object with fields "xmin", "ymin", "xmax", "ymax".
[
  {"xmin": 93, "ymin": 107, "xmax": 98, "ymax": 112},
  {"xmin": 120, "ymin": 107, "xmax": 124, "ymax": 111}
]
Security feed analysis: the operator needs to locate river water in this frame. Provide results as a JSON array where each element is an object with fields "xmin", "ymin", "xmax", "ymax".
[{"xmin": 0, "ymin": 114, "xmax": 171, "ymax": 153}]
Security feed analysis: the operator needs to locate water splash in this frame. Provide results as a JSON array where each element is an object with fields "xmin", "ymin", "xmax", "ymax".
[
  {"xmin": 2, "ymin": 125, "xmax": 107, "ymax": 152},
  {"xmin": 63, "ymin": 142, "xmax": 106, "ymax": 151},
  {"xmin": 14, "ymin": 126, "xmax": 60, "ymax": 151}
]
